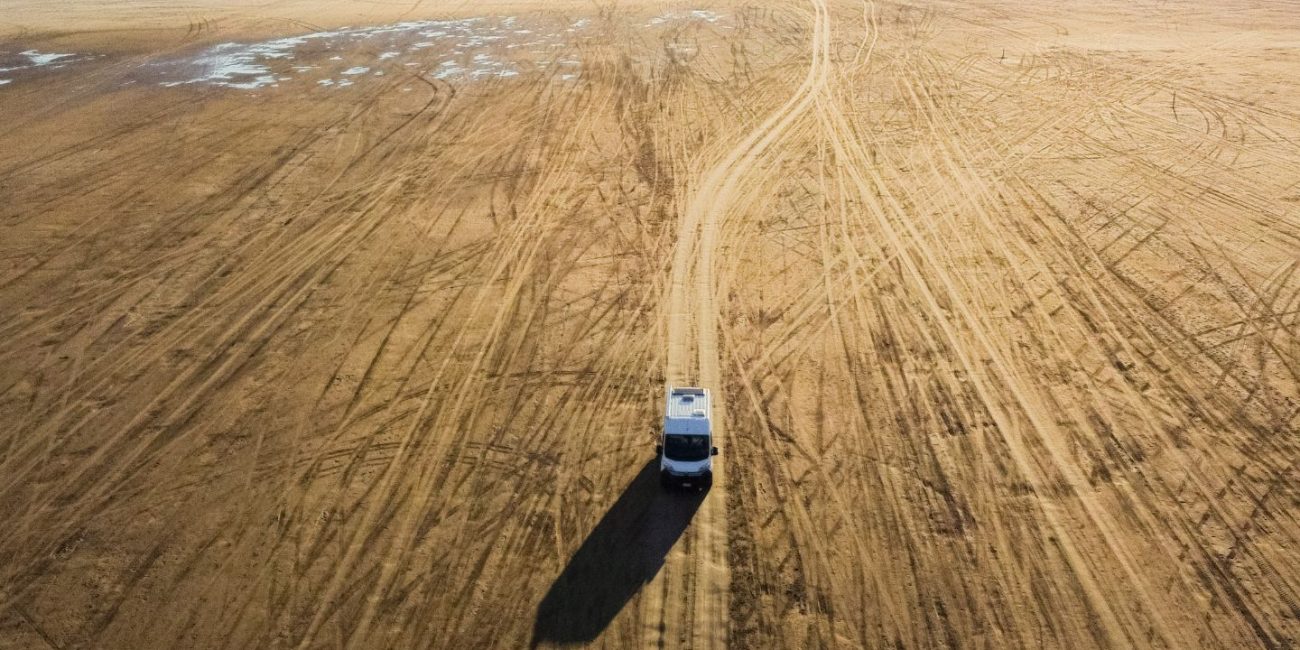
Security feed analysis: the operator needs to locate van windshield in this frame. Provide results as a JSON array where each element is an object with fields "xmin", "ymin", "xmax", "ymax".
[{"xmin": 664, "ymin": 434, "xmax": 710, "ymax": 461}]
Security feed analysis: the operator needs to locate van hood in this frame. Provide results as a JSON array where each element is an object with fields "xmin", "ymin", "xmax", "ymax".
[{"xmin": 661, "ymin": 456, "xmax": 712, "ymax": 475}]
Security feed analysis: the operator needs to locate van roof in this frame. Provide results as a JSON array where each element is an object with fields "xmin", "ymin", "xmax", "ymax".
[{"xmin": 664, "ymin": 387, "xmax": 710, "ymax": 435}]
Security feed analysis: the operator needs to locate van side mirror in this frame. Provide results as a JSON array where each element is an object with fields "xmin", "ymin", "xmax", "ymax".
[
  {"xmin": 711, "ymin": 446, "xmax": 719, "ymax": 456},
  {"xmin": 656, "ymin": 444, "xmax": 663, "ymax": 455}
]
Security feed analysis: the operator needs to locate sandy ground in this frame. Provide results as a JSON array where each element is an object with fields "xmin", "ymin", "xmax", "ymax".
[{"xmin": 1, "ymin": 0, "xmax": 1299, "ymax": 648}]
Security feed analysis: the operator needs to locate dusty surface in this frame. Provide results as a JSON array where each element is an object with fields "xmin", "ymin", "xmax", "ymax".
[{"xmin": 2, "ymin": 0, "xmax": 1299, "ymax": 648}]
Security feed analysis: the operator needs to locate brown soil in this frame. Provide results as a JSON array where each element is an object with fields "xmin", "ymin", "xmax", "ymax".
[{"xmin": 2, "ymin": 1, "xmax": 1298, "ymax": 648}]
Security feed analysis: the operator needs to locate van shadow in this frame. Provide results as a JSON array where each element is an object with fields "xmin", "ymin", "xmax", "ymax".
[{"xmin": 532, "ymin": 458, "xmax": 705, "ymax": 646}]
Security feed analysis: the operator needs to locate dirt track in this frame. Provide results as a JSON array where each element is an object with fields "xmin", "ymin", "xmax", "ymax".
[{"xmin": 2, "ymin": 0, "xmax": 1299, "ymax": 648}]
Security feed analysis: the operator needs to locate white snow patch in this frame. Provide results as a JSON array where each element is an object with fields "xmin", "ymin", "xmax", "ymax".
[
  {"xmin": 649, "ymin": 10, "xmax": 729, "ymax": 27},
  {"xmin": 0, "ymin": 79, "xmax": 10, "ymax": 86},
  {"xmin": 690, "ymin": 10, "xmax": 724, "ymax": 22},
  {"xmin": 162, "ymin": 15, "xmax": 568, "ymax": 89},
  {"xmin": 164, "ymin": 44, "xmax": 279, "ymax": 89},
  {"xmin": 23, "ymin": 50, "xmax": 75, "ymax": 66},
  {"xmin": 0, "ymin": 50, "xmax": 82, "ymax": 78},
  {"xmin": 433, "ymin": 63, "xmax": 463, "ymax": 79}
]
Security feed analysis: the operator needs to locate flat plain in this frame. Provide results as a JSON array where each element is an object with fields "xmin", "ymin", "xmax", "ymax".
[{"xmin": 1, "ymin": 0, "xmax": 1298, "ymax": 648}]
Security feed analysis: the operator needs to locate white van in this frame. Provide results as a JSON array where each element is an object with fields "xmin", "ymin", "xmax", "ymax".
[{"xmin": 658, "ymin": 387, "xmax": 718, "ymax": 490}]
